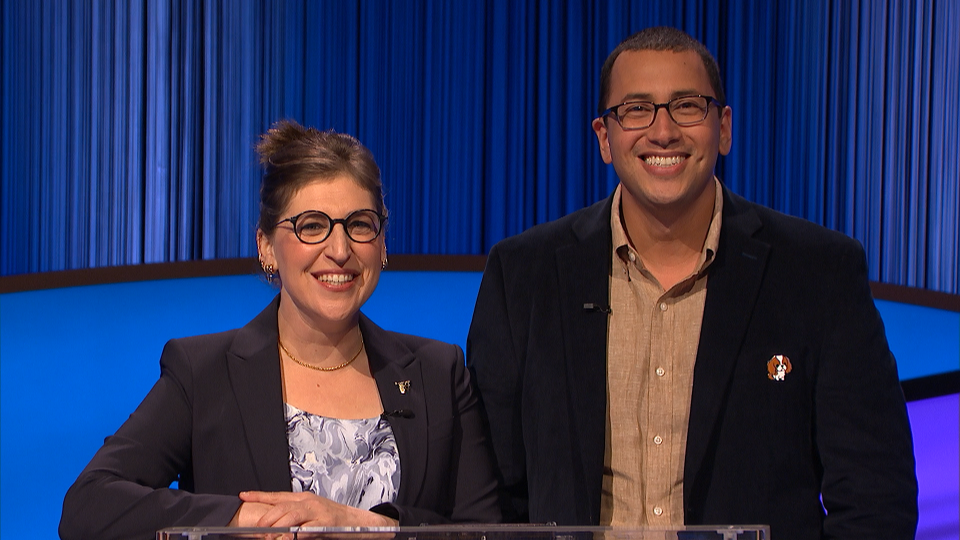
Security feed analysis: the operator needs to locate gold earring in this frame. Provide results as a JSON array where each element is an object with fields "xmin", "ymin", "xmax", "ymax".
[
  {"xmin": 260, "ymin": 259, "xmax": 277, "ymax": 282},
  {"xmin": 381, "ymin": 257, "xmax": 388, "ymax": 270}
]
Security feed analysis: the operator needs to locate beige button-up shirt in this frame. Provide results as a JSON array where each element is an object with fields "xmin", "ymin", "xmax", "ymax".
[{"xmin": 600, "ymin": 179, "xmax": 723, "ymax": 526}]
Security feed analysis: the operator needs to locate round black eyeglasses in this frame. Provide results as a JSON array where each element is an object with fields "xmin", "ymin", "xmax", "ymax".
[{"xmin": 275, "ymin": 209, "xmax": 386, "ymax": 244}]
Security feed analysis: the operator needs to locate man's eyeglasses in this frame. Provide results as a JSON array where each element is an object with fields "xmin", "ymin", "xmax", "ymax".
[
  {"xmin": 276, "ymin": 209, "xmax": 386, "ymax": 244},
  {"xmin": 600, "ymin": 95, "xmax": 722, "ymax": 130}
]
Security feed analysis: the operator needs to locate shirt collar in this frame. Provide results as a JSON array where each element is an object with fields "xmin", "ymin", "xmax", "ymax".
[{"xmin": 610, "ymin": 177, "xmax": 724, "ymax": 276}]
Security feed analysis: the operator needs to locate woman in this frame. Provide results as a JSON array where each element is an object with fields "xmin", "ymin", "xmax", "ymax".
[{"xmin": 59, "ymin": 120, "xmax": 501, "ymax": 539}]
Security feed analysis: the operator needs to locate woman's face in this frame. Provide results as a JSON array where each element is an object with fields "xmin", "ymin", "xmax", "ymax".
[{"xmin": 258, "ymin": 176, "xmax": 386, "ymax": 332}]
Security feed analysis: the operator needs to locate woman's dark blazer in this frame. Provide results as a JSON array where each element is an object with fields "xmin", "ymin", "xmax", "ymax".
[{"xmin": 60, "ymin": 297, "xmax": 501, "ymax": 540}]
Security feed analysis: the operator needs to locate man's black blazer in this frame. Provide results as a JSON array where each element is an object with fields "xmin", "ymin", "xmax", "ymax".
[
  {"xmin": 467, "ymin": 185, "xmax": 917, "ymax": 540},
  {"xmin": 61, "ymin": 298, "xmax": 500, "ymax": 540}
]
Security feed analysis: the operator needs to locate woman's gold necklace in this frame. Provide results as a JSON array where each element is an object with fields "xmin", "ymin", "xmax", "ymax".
[{"xmin": 278, "ymin": 330, "xmax": 364, "ymax": 372}]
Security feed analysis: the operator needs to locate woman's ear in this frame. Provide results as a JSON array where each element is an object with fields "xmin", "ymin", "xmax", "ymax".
[{"xmin": 257, "ymin": 229, "xmax": 276, "ymax": 268}]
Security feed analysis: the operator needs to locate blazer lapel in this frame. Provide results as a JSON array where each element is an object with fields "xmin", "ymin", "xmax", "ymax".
[
  {"xmin": 555, "ymin": 196, "xmax": 614, "ymax": 522},
  {"xmin": 361, "ymin": 315, "xmax": 428, "ymax": 504},
  {"xmin": 226, "ymin": 297, "xmax": 293, "ymax": 492},
  {"xmin": 684, "ymin": 187, "xmax": 770, "ymax": 500}
]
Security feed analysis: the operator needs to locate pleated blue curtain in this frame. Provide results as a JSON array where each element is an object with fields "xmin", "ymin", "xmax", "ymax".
[{"xmin": 1, "ymin": 0, "xmax": 957, "ymax": 293}]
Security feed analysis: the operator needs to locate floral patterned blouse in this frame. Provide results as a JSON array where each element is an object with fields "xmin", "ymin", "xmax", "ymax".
[{"xmin": 284, "ymin": 402, "xmax": 401, "ymax": 510}]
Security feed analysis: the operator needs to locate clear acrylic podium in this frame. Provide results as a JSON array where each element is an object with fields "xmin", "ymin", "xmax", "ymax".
[{"xmin": 157, "ymin": 525, "xmax": 769, "ymax": 540}]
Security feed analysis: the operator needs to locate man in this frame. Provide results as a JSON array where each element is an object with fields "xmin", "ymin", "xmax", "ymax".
[{"xmin": 467, "ymin": 27, "xmax": 917, "ymax": 540}]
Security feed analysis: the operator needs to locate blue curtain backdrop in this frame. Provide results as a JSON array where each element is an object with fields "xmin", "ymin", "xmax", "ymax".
[{"xmin": 2, "ymin": 0, "xmax": 958, "ymax": 293}]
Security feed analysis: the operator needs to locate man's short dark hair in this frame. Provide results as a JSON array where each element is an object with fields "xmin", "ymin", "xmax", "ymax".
[{"xmin": 597, "ymin": 26, "xmax": 726, "ymax": 115}]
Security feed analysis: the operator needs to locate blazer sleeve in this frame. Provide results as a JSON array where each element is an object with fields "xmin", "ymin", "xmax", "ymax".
[
  {"xmin": 816, "ymin": 241, "xmax": 918, "ymax": 538},
  {"xmin": 466, "ymin": 245, "xmax": 530, "ymax": 523},
  {"xmin": 373, "ymin": 344, "xmax": 502, "ymax": 525},
  {"xmin": 59, "ymin": 339, "xmax": 241, "ymax": 540}
]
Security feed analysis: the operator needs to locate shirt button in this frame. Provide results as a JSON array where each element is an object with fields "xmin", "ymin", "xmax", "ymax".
[
  {"xmin": 653, "ymin": 506, "xmax": 663, "ymax": 516},
  {"xmin": 653, "ymin": 435, "xmax": 663, "ymax": 445},
  {"xmin": 659, "ymin": 302, "xmax": 667, "ymax": 311},
  {"xmin": 656, "ymin": 367, "xmax": 665, "ymax": 377}
]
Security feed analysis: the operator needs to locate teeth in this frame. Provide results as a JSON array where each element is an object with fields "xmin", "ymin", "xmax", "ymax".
[
  {"xmin": 316, "ymin": 274, "xmax": 354, "ymax": 284},
  {"xmin": 644, "ymin": 155, "xmax": 684, "ymax": 167}
]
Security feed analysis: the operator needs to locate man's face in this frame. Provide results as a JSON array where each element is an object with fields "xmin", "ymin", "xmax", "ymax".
[{"xmin": 592, "ymin": 49, "xmax": 732, "ymax": 217}]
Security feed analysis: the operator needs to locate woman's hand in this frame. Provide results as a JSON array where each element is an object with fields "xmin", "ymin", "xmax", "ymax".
[
  {"xmin": 228, "ymin": 501, "xmax": 274, "ymax": 527},
  {"xmin": 236, "ymin": 491, "xmax": 399, "ymax": 528}
]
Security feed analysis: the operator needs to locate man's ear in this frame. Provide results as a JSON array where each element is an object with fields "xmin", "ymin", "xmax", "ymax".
[
  {"xmin": 592, "ymin": 117, "xmax": 614, "ymax": 164},
  {"xmin": 719, "ymin": 105, "xmax": 733, "ymax": 156}
]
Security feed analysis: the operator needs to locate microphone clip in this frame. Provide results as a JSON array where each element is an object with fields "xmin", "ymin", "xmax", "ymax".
[
  {"xmin": 383, "ymin": 409, "xmax": 415, "ymax": 419},
  {"xmin": 582, "ymin": 303, "xmax": 612, "ymax": 314}
]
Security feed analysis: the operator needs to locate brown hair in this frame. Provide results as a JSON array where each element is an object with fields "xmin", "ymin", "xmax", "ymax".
[
  {"xmin": 256, "ymin": 119, "xmax": 386, "ymax": 235},
  {"xmin": 597, "ymin": 26, "xmax": 726, "ymax": 115}
]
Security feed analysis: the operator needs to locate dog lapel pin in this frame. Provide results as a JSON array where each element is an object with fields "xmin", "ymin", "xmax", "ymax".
[
  {"xmin": 766, "ymin": 355, "xmax": 792, "ymax": 381},
  {"xmin": 395, "ymin": 380, "xmax": 411, "ymax": 394}
]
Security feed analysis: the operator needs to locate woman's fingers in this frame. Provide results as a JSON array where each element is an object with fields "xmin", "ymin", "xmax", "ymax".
[{"xmin": 236, "ymin": 491, "xmax": 394, "ymax": 528}]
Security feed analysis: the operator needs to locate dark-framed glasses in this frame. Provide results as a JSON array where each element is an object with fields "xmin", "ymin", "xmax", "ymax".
[
  {"xmin": 601, "ymin": 95, "xmax": 721, "ymax": 130},
  {"xmin": 276, "ymin": 209, "xmax": 386, "ymax": 244}
]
